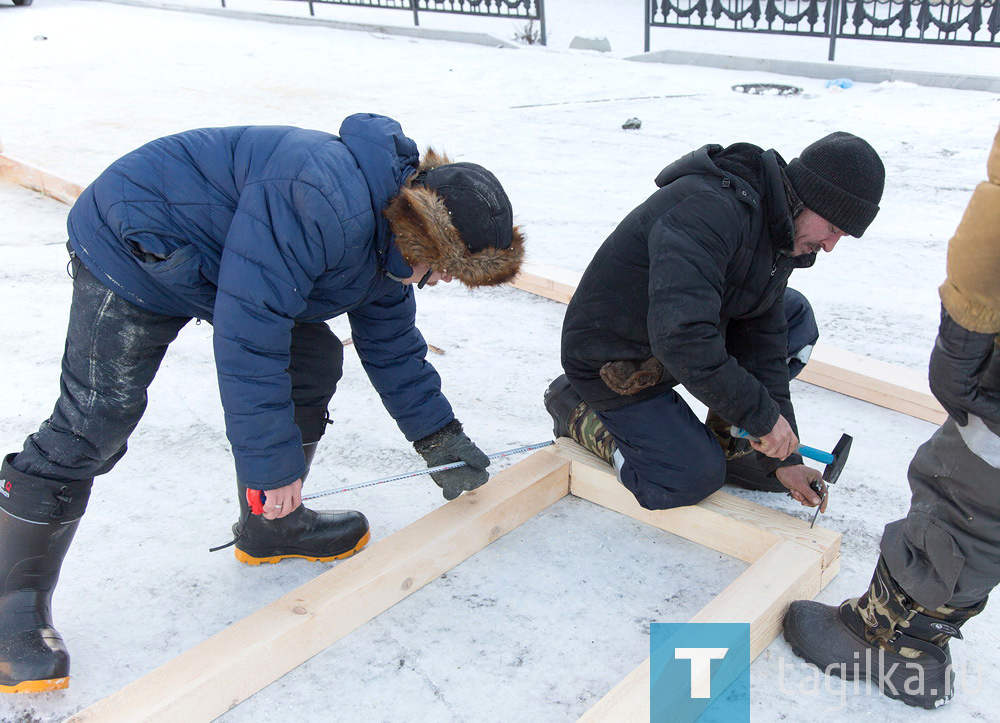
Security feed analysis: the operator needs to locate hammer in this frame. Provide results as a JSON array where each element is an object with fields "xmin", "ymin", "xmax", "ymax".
[{"xmin": 732, "ymin": 428, "xmax": 853, "ymax": 526}]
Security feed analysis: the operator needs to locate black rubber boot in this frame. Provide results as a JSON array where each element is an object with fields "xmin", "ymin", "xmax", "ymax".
[
  {"xmin": 724, "ymin": 455, "xmax": 786, "ymax": 493},
  {"xmin": 232, "ymin": 446, "xmax": 370, "ymax": 565},
  {"xmin": 705, "ymin": 411, "xmax": 785, "ymax": 492},
  {"xmin": 783, "ymin": 557, "xmax": 984, "ymax": 709},
  {"xmin": 544, "ymin": 375, "xmax": 617, "ymax": 464},
  {"xmin": 0, "ymin": 455, "xmax": 90, "ymax": 694},
  {"xmin": 543, "ymin": 374, "xmax": 580, "ymax": 439}
]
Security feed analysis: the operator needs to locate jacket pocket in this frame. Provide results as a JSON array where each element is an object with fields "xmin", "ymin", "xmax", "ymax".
[{"xmin": 129, "ymin": 238, "xmax": 218, "ymax": 309}]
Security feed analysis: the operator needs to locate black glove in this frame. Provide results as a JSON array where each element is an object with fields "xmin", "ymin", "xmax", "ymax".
[
  {"xmin": 928, "ymin": 305, "xmax": 1000, "ymax": 426},
  {"xmin": 414, "ymin": 420, "xmax": 491, "ymax": 500}
]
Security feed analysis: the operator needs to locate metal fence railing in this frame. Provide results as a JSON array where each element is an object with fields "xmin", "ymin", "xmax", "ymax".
[
  {"xmin": 220, "ymin": 0, "xmax": 546, "ymax": 45},
  {"xmin": 644, "ymin": 0, "xmax": 1000, "ymax": 60}
]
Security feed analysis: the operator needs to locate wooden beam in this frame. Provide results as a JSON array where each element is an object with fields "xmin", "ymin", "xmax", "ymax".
[
  {"xmin": 797, "ymin": 343, "xmax": 946, "ymax": 425},
  {"xmin": 558, "ymin": 438, "xmax": 840, "ymax": 722},
  {"xmin": 579, "ymin": 540, "xmax": 828, "ymax": 722},
  {"xmin": 509, "ymin": 263, "xmax": 581, "ymax": 304},
  {"xmin": 68, "ymin": 450, "xmax": 570, "ymax": 722},
  {"xmin": 507, "ymin": 263, "xmax": 946, "ymax": 424},
  {"xmin": 555, "ymin": 439, "xmax": 840, "ymax": 567},
  {"xmin": 0, "ymin": 152, "xmax": 83, "ymax": 206}
]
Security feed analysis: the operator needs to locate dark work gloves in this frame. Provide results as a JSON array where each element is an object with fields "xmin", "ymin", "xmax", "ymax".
[
  {"xmin": 414, "ymin": 420, "xmax": 491, "ymax": 500},
  {"xmin": 929, "ymin": 305, "xmax": 1000, "ymax": 426}
]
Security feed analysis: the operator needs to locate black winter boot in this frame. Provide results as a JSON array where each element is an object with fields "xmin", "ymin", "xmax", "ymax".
[
  {"xmin": 232, "ymin": 445, "xmax": 370, "ymax": 565},
  {"xmin": 705, "ymin": 411, "xmax": 785, "ymax": 492},
  {"xmin": 0, "ymin": 454, "xmax": 91, "ymax": 693},
  {"xmin": 783, "ymin": 556, "xmax": 985, "ymax": 709},
  {"xmin": 543, "ymin": 375, "xmax": 579, "ymax": 440},
  {"xmin": 543, "ymin": 375, "xmax": 617, "ymax": 464}
]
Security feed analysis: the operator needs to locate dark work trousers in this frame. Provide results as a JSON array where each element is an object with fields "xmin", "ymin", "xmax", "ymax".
[
  {"xmin": 11, "ymin": 262, "xmax": 344, "ymax": 496},
  {"xmin": 880, "ymin": 417, "xmax": 1000, "ymax": 609},
  {"xmin": 879, "ymin": 348, "xmax": 1000, "ymax": 609},
  {"xmin": 595, "ymin": 287, "xmax": 819, "ymax": 511}
]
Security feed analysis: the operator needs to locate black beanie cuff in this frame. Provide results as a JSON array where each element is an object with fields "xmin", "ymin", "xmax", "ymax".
[{"xmin": 786, "ymin": 160, "xmax": 879, "ymax": 238}]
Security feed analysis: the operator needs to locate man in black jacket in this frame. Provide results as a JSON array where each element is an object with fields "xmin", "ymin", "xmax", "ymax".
[{"xmin": 545, "ymin": 132, "xmax": 884, "ymax": 511}]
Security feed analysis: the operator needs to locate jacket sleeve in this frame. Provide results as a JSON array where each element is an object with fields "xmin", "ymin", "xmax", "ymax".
[
  {"xmin": 726, "ymin": 294, "xmax": 804, "ymax": 471},
  {"xmin": 939, "ymin": 126, "xmax": 1000, "ymax": 333},
  {"xmin": 347, "ymin": 286, "xmax": 455, "ymax": 442},
  {"xmin": 646, "ymin": 191, "xmax": 780, "ymax": 438},
  {"xmin": 213, "ymin": 180, "xmax": 342, "ymax": 489}
]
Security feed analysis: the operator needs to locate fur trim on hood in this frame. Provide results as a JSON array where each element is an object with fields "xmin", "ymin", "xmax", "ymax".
[{"xmin": 384, "ymin": 149, "xmax": 525, "ymax": 288}]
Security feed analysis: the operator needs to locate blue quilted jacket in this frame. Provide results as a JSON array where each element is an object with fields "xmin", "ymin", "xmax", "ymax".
[{"xmin": 67, "ymin": 114, "xmax": 455, "ymax": 489}]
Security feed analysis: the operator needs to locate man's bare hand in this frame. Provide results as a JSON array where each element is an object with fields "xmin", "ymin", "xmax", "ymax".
[
  {"xmin": 775, "ymin": 465, "xmax": 827, "ymax": 511},
  {"xmin": 261, "ymin": 478, "xmax": 303, "ymax": 520},
  {"xmin": 750, "ymin": 414, "xmax": 799, "ymax": 459}
]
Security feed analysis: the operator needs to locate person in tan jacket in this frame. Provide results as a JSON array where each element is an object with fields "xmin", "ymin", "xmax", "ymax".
[{"xmin": 783, "ymin": 125, "xmax": 1000, "ymax": 709}]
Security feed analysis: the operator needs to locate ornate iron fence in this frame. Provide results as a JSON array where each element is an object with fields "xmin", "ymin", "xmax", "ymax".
[
  {"xmin": 644, "ymin": 0, "xmax": 1000, "ymax": 60},
  {"xmin": 220, "ymin": 0, "xmax": 546, "ymax": 44}
]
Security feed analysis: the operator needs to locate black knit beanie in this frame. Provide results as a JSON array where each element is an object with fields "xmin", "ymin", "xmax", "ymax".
[
  {"xmin": 421, "ymin": 162, "xmax": 514, "ymax": 252},
  {"xmin": 786, "ymin": 132, "xmax": 885, "ymax": 237}
]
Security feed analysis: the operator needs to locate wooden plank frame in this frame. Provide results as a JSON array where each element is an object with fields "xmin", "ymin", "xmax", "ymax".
[{"xmin": 70, "ymin": 440, "xmax": 840, "ymax": 721}]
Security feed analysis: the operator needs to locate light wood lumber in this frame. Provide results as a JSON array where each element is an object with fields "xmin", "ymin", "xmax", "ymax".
[
  {"xmin": 68, "ymin": 450, "xmax": 570, "ymax": 723},
  {"xmin": 555, "ymin": 439, "xmax": 841, "ymax": 567},
  {"xmin": 798, "ymin": 343, "xmax": 946, "ymax": 425},
  {"xmin": 0, "ymin": 153, "xmax": 83, "ymax": 206},
  {"xmin": 507, "ymin": 263, "xmax": 947, "ymax": 424},
  {"xmin": 580, "ymin": 540, "xmax": 827, "ymax": 722},
  {"xmin": 508, "ymin": 263, "xmax": 581, "ymax": 304}
]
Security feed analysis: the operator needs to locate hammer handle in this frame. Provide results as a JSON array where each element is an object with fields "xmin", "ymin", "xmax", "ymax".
[
  {"xmin": 731, "ymin": 427, "xmax": 834, "ymax": 464},
  {"xmin": 797, "ymin": 445, "xmax": 834, "ymax": 465}
]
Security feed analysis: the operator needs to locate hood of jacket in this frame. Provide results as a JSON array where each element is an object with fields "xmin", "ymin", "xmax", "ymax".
[
  {"xmin": 656, "ymin": 142, "xmax": 814, "ymax": 269},
  {"xmin": 339, "ymin": 113, "xmax": 420, "ymax": 279}
]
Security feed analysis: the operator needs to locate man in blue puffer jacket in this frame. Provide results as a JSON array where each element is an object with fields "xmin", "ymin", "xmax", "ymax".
[{"xmin": 0, "ymin": 113, "xmax": 524, "ymax": 693}]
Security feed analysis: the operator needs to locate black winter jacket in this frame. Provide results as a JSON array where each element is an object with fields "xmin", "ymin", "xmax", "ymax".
[{"xmin": 561, "ymin": 143, "xmax": 815, "ymax": 440}]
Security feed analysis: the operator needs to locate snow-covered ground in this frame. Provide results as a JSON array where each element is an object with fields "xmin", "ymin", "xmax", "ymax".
[{"xmin": 1, "ymin": 1, "xmax": 999, "ymax": 720}]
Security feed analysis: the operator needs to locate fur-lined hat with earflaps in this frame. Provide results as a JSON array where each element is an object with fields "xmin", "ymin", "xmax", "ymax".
[{"xmin": 384, "ymin": 150, "xmax": 525, "ymax": 287}]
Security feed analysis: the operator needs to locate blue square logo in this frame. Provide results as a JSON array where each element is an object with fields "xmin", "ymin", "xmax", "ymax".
[{"xmin": 650, "ymin": 623, "xmax": 752, "ymax": 722}]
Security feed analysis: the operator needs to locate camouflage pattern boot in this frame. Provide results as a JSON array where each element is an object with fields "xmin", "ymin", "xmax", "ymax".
[
  {"xmin": 544, "ymin": 375, "xmax": 617, "ymax": 465},
  {"xmin": 705, "ymin": 411, "xmax": 785, "ymax": 493},
  {"xmin": 566, "ymin": 400, "xmax": 617, "ymax": 465},
  {"xmin": 783, "ymin": 556, "xmax": 985, "ymax": 709}
]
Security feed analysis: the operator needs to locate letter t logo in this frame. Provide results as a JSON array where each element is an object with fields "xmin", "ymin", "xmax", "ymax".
[{"xmin": 674, "ymin": 647, "xmax": 729, "ymax": 698}]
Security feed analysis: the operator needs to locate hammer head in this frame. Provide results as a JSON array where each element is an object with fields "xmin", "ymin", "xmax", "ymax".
[{"xmin": 822, "ymin": 434, "xmax": 853, "ymax": 485}]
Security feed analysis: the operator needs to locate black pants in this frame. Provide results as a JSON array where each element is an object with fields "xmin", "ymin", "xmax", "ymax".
[{"xmin": 11, "ymin": 263, "xmax": 343, "ymax": 486}]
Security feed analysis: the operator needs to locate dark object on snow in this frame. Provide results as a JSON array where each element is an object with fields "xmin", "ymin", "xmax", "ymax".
[
  {"xmin": 732, "ymin": 83, "xmax": 802, "ymax": 96},
  {"xmin": 13, "ymin": 0, "xmax": 33, "ymax": 5},
  {"xmin": 622, "ymin": 117, "xmax": 641, "ymax": 130}
]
